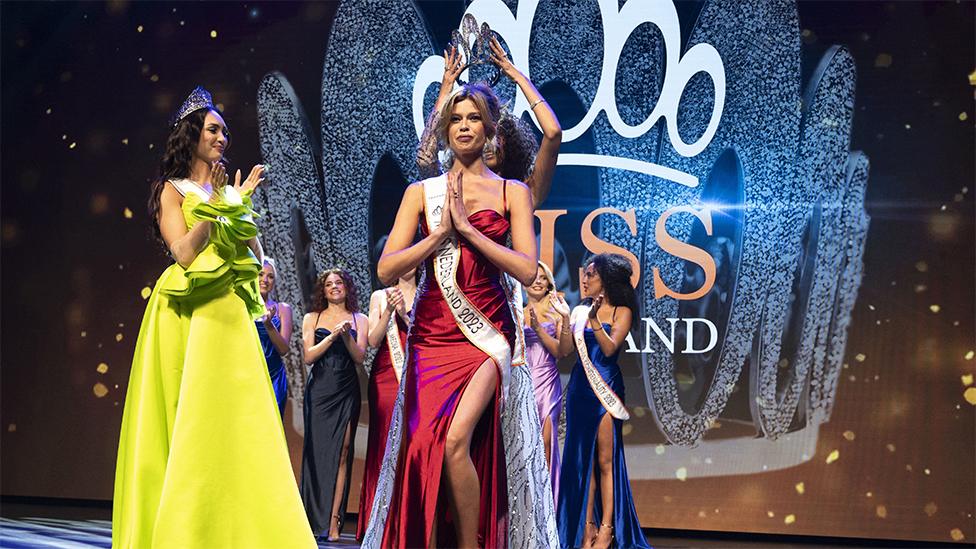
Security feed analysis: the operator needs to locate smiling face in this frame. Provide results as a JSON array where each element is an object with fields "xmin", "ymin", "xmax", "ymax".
[
  {"xmin": 194, "ymin": 110, "xmax": 228, "ymax": 164},
  {"xmin": 323, "ymin": 273, "xmax": 347, "ymax": 304},
  {"xmin": 448, "ymin": 98, "xmax": 490, "ymax": 158},
  {"xmin": 580, "ymin": 262, "xmax": 604, "ymax": 299},
  {"xmin": 258, "ymin": 263, "xmax": 275, "ymax": 298},
  {"xmin": 526, "ymin": 265, "xmax": 552, "ymax": 300}
]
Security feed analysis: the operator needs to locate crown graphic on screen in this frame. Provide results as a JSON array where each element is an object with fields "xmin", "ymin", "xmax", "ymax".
[{"xmin": 255, "ymin": 0, "xmax": 871, "ymax": 479}]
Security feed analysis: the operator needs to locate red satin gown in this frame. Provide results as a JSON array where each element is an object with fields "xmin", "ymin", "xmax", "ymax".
[
  {"xmin": 381, "ymin": 209, "xmax": 514, "ymax": 548},
  {"xmin": 357, "ymin": 313, "xmax": 408, "ymax": 540}
]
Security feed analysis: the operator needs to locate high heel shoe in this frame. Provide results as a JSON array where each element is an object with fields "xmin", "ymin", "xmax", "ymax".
[
  {"xmin": 327, "ymin": 513, "xmax": 343, "ymax": 542},
  {"xmin": 581, "ymin": 520, "xmax": 598, "ymax": 548},
  {"xmin": 593, "ymin": 522, "xmax": 615, "ymax": 549}
]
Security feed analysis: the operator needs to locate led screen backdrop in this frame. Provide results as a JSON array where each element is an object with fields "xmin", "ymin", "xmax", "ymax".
[{"xmin": 2, "ymin": 0, "xmax": 973, "ymax": 544}]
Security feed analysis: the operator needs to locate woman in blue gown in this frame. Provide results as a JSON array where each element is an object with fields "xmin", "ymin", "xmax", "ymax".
[
  {"xmin": 256, "ymin": 257, "xmax": 292, "ymax": 417},
  {"xmin": 558, "ymin": 253, "xmax": 650, "ymax": 549}
]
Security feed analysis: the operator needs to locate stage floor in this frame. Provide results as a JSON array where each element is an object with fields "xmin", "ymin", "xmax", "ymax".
[{"xmin": 0, "ymin": 503, "xmax": 959, "ymax": 548}]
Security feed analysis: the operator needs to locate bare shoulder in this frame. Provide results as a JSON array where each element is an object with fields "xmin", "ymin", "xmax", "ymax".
[{"xmin": 278, "ymin": 302, "xmax": 293, "ymax": 314}]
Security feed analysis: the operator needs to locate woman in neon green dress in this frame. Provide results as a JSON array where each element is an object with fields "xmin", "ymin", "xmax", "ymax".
[{"xmin": 112, "ymin": 87, "xmax": 316, "ymax": 549}]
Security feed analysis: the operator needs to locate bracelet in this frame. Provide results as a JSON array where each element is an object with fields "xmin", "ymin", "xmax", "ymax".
[{"xmin": 529, "ymin": 98, "xmax": 546, "ymax": 110}]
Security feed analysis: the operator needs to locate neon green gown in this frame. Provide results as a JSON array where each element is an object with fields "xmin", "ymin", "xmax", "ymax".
[{"xmin": 112, "ymin": 180, "xmax": 316, "ymax": 549}]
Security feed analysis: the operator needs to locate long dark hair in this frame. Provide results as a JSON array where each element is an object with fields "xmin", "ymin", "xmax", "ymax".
[
  {"xmin": 147, "ymin": 107, "xmax": 228, "ymax": 246},
  {"xmin": 585, "ymin": 253, "xmax": 638, "ymax": 314},
  {"xmin": 496, "ymin": 114, "xmax": 538, "ymax": 181},
  {"xmin": 311, "ymin": 268, "xmax": 360, "ymax": 313}
]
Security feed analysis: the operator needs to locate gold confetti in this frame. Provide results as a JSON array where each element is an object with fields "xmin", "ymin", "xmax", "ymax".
[
  {"xmin": 654, "ymin": 444, "xmax": 666, "ymax": 456},
  {"xmin": 876, "ymin": 505, "xmax": 887, "ymax": 518},
  {"xmin": 886, "ymin": 443, "xmax": 896, "ymax": 452},
  {"xmin": 962, "ymin": 374, "xmax": 973, "ymax": 386},
  {"xmin": 929, "ymin": 304, "xmax": 941, "ymax": 314},
  {"xmin": 675, "ymin": 467, "xmax": 688, "ymax": 481},
  {"xmin": 969, "ymin": 69, "xmax": 976, "ymax": 86},
  {"xmin": 965, "ymin": 350, "xmax": 974, "ymax": 360},
  {"xmin": 964, "ymin": 387, "xmax": 976, "ymax": 405},
  {"xmin": 210, "ymin": 30, "xmax": 218, "ymax": 38},
  {"xmin": 767, "ymin": 511, "xmax": 775, "ymax": 518},
  {"xmin": 924, "ymin": 468, "xmax": 931, "ymax": 475},
  {"xmin": 784, "ymin": 514, "xmax": 796, "ymax": 525},
  {"xmin": 633, "ymin": 407, "xmax": 646, "ymax": 417},
  {"xmin": 663, "ymin": 495, "xmax": 672, "ymax": 503},
  {"xmin": 45, "ymin": 108, "xmax": 52, "ymax": 114},
  {"xmin": 795, "ymin": 482, "xmax": 805, "ymax": 495},
  {"xmin": 697, "ymin": 510, "xmax": 707, "ymax": 518},
  {"xmin": 906, "ymin": 464, "xmax": 914, "ymax": 472},
  {"xmin": 69, "ymin": 142, "xmax": 77, "ymax": 149},
  {"xmin": 825, "ymin": 449, "xmax": 840, "ymax": 464},
  {"xmin": 914, "ymin": 284, "xmax": 927, "ymax": 293},
  {"xmin": 961, "ymin": 112, "xmax": 969, "ymax": 121},
  {"xmin": 140, "ymin": 287, "xmax": 152, "ymax": 299},
  {"xmin": 866, "ymin": 491, "xmax": 873, "ymax": 498},
  {"xmin": 8, "ymin": 424, "xmax": 16, "ymax": 432},
  {"xmin": 924, "ymin": 502, "xmax": 938, "ymax": 516},
  {"xmin": 123, "ymin": 207, "xmax": 133, "ymax": 219},
  {"xmin": 150, "ymin": 74, "xmax": 159, "ymax": 82},
  {"xmin": 93, "ymin": 383, "xmax": 109, "ymax": 398},
  {"xmin": 843, "ymin": 430, "xmax": 856, "ymax": 441},
  {"xmin": 81, "ymin": 331, "xmax": 87, "ymax": 337},
  {"xmin": 855, "ymin": 353, "xmax": 866, "ymax": 362},
  {"xmin": 874, "ymin": 53, "xmax": 892, "ymax": 68},
  {"xmin": 950, "ymin": 528, "xmax": 965, "ymax": 541},
  {"xmin": 622, "ymin": 423, "xmax": 633, "ymax": 436},
  {"xmin": 121, "ymin": 138, "xmax": 129, "ymax": 145},
  {"xmin": 96, "ymin": 363, "xmax": 108, "ymax": 374},
  {"xmin": 915, "ymin": 261, "xmax": 928, "ymax": 272},
  {"xmin": 137, "ymin": 24, "xmax": 144, "ymax": 33},
  {"xmin": 115, "ymin": 333, "xmax": 123, "ymax": 342}
]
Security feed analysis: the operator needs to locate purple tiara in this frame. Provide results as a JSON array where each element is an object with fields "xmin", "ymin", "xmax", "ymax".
[{"xmin": 172, "ymin": 86, "xmax": 214, "ymax": 126}]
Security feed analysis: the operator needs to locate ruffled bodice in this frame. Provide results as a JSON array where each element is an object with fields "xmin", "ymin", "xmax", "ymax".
[{"xmin": 155, "ymin": 181, "xmax": 263, "ymax": 319}]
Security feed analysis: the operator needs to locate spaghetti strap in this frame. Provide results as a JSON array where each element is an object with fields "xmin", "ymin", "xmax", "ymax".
[
  {"xmin": 503, "ymin": 179, "xmax": 508, "ymax": 213},
  {"xmin": 315, "ymin": 311, "xmax": 323, "ymax": 329},
  {"xmin": 611, "ymin": 306, "xmax": 618, "ymax": 322}
]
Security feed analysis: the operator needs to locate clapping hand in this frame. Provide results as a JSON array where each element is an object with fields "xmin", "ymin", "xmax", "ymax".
[
  {"xmin": 386, "ymin": 287, "xmax": 405, "ymax": 315},
  {"xmin": 588, "ymin": 294, "xmax": 604, "ymax": 319},
  {"xmin": 549, "ymin": 293, "xmax": 570, "ymax": 318},
  {"xmin": 233, "ymin": 164, "xmax": 266, "ymax": 195}
]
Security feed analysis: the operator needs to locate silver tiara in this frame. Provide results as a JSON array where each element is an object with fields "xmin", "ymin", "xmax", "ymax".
[
  {"xmin": 172, "ymin": 86, "xmax": 214, "ymax": 126},
  {"xmin": 449, "ymin": 14, "xmax": 501, "ymax": 86}
]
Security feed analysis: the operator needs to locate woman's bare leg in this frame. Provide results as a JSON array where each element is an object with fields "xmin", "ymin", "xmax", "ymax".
[
  {"xmin": 328, "ymin": 420, "xmax": 353, "ymax": 540},
  {"xmin": 442, "ymin": 359, "xmax": 499, "ymax": 549},
  {"xmin": 593, "ymin": 414, "xmax": 615, "ymax": 549}
]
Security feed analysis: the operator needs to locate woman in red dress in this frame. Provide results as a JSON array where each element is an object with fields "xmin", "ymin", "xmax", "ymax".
[
  {"xmin": 356, "ymin": 269, "xmax": 416, "ymax": 540},
  {"xmin": 374, "ymin": 82, "xmax": 537, "ymax": 548}
]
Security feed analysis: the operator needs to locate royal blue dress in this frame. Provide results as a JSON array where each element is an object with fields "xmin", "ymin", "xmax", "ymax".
[
  {"xmin": 557, "ymin": 324, "xmax": 651, "ymax": 549},
  {"xmin": 255, "ymin": 311, "xmax": 288, "ymax": 417}
]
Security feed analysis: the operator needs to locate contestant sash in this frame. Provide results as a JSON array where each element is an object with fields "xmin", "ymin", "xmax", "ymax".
[
  {"xmin": 422, "ymin": 175, "xmax": 512, "ymax": 404},
  {"xmin": 571, "ymin": 305, "xmax": 630, "ymax": 420},
  {"xmin": 376, "ymin": 289, "xmax": 407, "ymax": 382}
]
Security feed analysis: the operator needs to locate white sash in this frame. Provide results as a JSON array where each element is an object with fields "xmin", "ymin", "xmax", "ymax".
[
  {"xmin": 501, "ymin": 274, "xmax": 526, "ymax": 368},
  {"xmin": 375, "ymin": 290, "xmax": 407, "ymax": 382},
  {"xmin": 571, "ymin": 305, "xmax": 630, "ymax": 420},
  {"xmin": 423, "ymin": 175, "xmax": 512, "ymax": 404}
]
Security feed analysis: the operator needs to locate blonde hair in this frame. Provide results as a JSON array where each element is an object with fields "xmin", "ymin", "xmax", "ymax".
[
  {"xmin": 262, "ymin": 256, "xmax": 277, "ymax": 277},
  {"xmin": 435, "ymin": 82, "xmax": 502, "ymax": 150},
  {"xmin": 538, "ymin": 260, "xmax": 555, "ymax": 294}
]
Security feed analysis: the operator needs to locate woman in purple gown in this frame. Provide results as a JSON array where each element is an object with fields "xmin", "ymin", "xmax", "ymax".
[{"xmin": 522, "ymin": 260, "xmax": 572, "ymax": 498}]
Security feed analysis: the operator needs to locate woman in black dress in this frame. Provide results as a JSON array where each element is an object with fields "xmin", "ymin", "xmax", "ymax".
[{"xmin": 300, "ymin": 268, "xmax": 367, "ymax": 541}]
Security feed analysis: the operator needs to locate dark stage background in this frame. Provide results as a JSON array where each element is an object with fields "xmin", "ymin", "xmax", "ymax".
[{"xmin": 2, "ymin": 0, "xmax": 974, "ymax": 544}]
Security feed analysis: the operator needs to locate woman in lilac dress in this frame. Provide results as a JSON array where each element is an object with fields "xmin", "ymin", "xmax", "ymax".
[{"xmin": 522, "ymin": 260, "xmax": 572, "ymax": 499}]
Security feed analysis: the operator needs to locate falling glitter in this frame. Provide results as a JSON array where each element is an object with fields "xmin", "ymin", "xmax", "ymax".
[
  {"xmin": 915, "ymin": 261, "xmax": 928, "ymax": 272},
  {"xmin": 950, "ymin": 528, "xmax": 965, "ymax": 541},
  {"xmin": 924, "ymin": 502, "xmax": 938, "ymax": 516},
  {"xmin": 210, "ymin": 30, "xmax": 218, "ymax": 38},
  {"xmin": 929, "ymin": 304, "xmax": 941, "ymax": 314},
  {"xmin": 69, "ymin": 142, "xmax": 77, "ymax": 149},
  {"xmin": 622, "ymin": 423, "xmax": 633, "ymax": 436},
  {"xmin": 766, "ymin": 511, "xmax": 775, "ymax": 518},
  {"xmin": 866, "ymin": 491, "xmax": 873, "ymax": 498},
  {"xmin": 697, "ymin": 510, "xmax": 706, "ymax": 518},
  {"xmin": 137, "ymin": 25, "xmax": 143, "ymax": 33},
  {"xmin": 876, "ymin": 505, "xmax": 887, "ymax": 518},
  {"xmin": 825, "ymin": 449, "xmax": 840, "ymax": 464},
  {"xmin": 843, "ymin": 430, "xmax": 856, "ymax": 441},
  {"xmin": 886, "ymin": 443, "xmax": 896, "ymax": 452},
  {"xmin": 965, "ymin": 350, "xmax": 974, "ymax": 360},
  {"xmin": 655, "ymin": 444, "xmax": 666, "ymax": 456},
  {"xmin": 675, "ymin": 467, "xmax": 688, "ymax": 481},
  {"xmin": 123, "ymin": 207, "xmax": 133, "ymax": 219},
  {"xmin": 8, "ymin": 424, "xmax": 16, "ymax": 432},
  {"xmin": 969, "ymin": 69, "xmax": 976, "ymax": 86},
  {"xmin": 140, "ymin": 287, "xmax": 152, "ymax": 299},
  {"xmin": 962, "ymin": 374, "xmax": 974, "ymax": 386},
  {"xmin": 914, "ymin": 284, "xmax": 927, "ymax": 293},
  {"xmin": 794, "ymin": 482, "xmax": 805, "ymax": 495},
  {"xmin": 96, "ymin": 363, "xmax": 108, "ymax": 374},
  {"xmin": 924, "ymin": 468, "xmax": 931, "ymax": 475},
  {"xmin": 784, "ymin": 514, "xmax": 796, "ymax": 525},
  {"xmin": 81, "ymin": 331, "xmax": 87, "ymax": 337},
  {"xmin": 115, "ymin": 333, "xmax": 123, "ymax": 342},
  {"xmin": 961, "ymin": 112, "xmax": 969, "ymax": 121},
  {"xmin": 855, "ymin": 353, "xmax": 866, "ymax": 362},
  {"xmin": 121, "ymin": 138, "xmax": 129, "ymax": 145},
  {"xmin": 964, "ymin": 387, "xmax": 976, "ymax": 405},
  {"xmin": 93, "ymin": 383, "xmax": 109, "ymax": 398}
]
